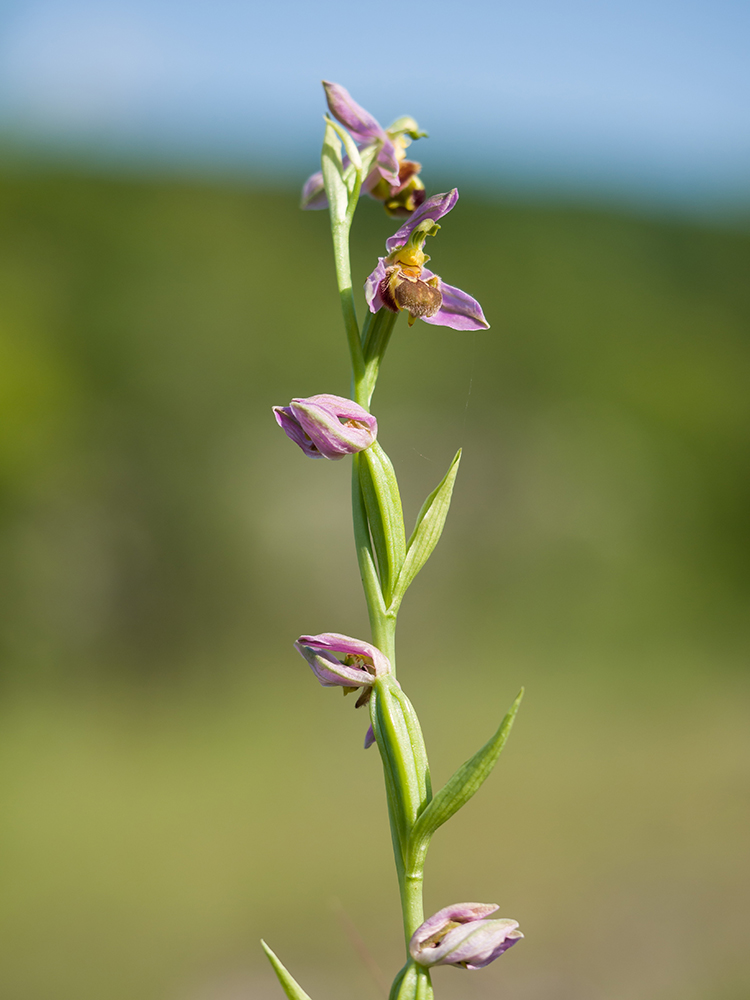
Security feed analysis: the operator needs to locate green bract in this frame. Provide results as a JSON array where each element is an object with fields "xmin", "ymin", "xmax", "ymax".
[
  {"xmin": 261, "ymin": 941, "xmax": 314, "ymax": 1000},
  {"xmin": 358, "ymin": 441, "xmax": 406, "ymax": 606},
  {"xmin": 390, "ymin": 450, "xmax": 462, "ymax": 611},
  {"xmin": 407, "ymin": 690, "xmax": 523, "ymax": 873},
  {"xmin": 370, "ymin": 676, "xmax": 432, "ymax": 860}
]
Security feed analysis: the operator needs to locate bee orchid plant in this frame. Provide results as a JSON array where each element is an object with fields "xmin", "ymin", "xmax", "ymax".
[{"xmin": 263, "ymin": 81, "xmax": 523, "ymax": 1000}]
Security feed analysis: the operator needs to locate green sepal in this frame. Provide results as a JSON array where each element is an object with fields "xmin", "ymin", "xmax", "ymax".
[
  {"xmin": 390, "ymin": 450, "xmax": 461, "ymax": 612},
  {"xmin": 387, "ymin": 116, "xmax": 429, "ymax": 140},
  {"xmin": 358, "ymin": 441, "xmax": 406, "ymax": 604},
  {"xmin": 407, "ymin": 689, "xmax": 523, "ymax": 872},
  {"xmin": 261, "ymin": 940, "xmax": 314, "ymax": 1000},
  {"xmin": 370, "ymin": 677, "xmax": 432, "ymax": 863}
]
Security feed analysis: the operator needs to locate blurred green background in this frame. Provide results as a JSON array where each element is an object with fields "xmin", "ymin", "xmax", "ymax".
[{"xmin": 0, "ymin": 165, "xmax": 748, "ymax": 1000}]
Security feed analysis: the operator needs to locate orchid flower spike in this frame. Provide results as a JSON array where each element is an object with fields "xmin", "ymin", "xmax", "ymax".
[
  {"xmin": 294, "ymin": 633, "xmax": 391, "ymax": 727},
  {"xmin": 409, "ymin": 903, "xmax": 523, "ymax": 970},
  {"xmin": 301, "ymin": 81, "xmax": 427, "ymax": 217},
  {"xmin": 272, "ymin": 394, "xmax": 377, "ymax": 460},
  {"xmin": 364, "ymin": 190, "xmax": 490, "ymax": 331}
]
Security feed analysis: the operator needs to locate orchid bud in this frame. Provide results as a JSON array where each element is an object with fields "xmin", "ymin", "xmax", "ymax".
[
  {"xmin": 272, "ymin": 394, "xmax": 376, "ymax": 460},
  {"xmin": 294, "ymin": 632, "xmax": 390, "ymax": 689},
  {"xmin": 409, "ymin": 903, "xmax": 523, "ymax": 970}
]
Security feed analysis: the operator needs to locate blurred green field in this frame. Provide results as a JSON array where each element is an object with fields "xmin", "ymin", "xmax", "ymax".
[{"xmin": 0, "ymin": 167, "xmax": 748, "ymax": 1000}]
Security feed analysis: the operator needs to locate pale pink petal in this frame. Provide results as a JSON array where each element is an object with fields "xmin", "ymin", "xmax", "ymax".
[
  {"xmin": 420, "ymin": 280, "xmax": 490, "ymax": 331},
  {"xmin": 364, "ymin": 258, "xmax": 388, "ymax": 313},
  {"xmin": 301, "ymin": 171, "xmax": 328, "ymax": 210},
  {"xmin": 385, "ymin": 189, "xmax": 459, "ymax": 251}
]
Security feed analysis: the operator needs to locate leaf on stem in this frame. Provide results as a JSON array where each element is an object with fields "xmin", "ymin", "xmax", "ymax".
[
  {"xmin": 370, "ymin": 678, "xmax": 431, "ymax": 861},
  {"xmin": 390, "ymin": 450, "xmax": 461, "ymax": 610},
  {"xmin": 388, "ymin": 962, "xmax": 416, "ymax": 1000},
  {"xmin": 388, "ymin": 962, "xmax": 433, "ymax": 1000},
  {"xmin": 407, "ymin": 690, "xmax": 523, "ymax": 868},
  {"xmin": 358, "ymin": 442, "xmax": 406, "ymax": 604},
  {"xmin": 351, "ymin": 456, "xmax": 387, "ymax": 616},
  {"xmin": 415, "ymin": 966, "xmax": 434, "ymax": 1000},
  {"xmin": 261, "ymin": 941, "xmax": 314, "ymax": 1000}
]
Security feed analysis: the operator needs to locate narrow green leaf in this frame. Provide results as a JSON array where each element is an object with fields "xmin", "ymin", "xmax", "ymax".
[
  {"xmin": 390, "ymin": 450, "xmax": 461, "ymax": 610},
  {"xmin": 261, "ymin": 941, "xmax": 314, "ymax": 1000},
  {"xmin": 407, "ymin": 690, "xmax": 523, "ymax": 870},
  {"xmin": 359, "ymin": 442, "xmax": 406, "ymax": 603},
  {"xmin": 370, "ymin": 678, "xmax": 431, "ymax": 862}
]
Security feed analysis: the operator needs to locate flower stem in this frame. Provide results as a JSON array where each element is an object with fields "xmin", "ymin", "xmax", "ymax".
[
  {"xmin": 329, "ymin": 213, "xmax": 365, "ymax": 384},
  {"xmin": 333, "ymin": 180, "xmax": 427, "ymax": 993},
  {"xmin": 401, "ymin": 871, "xmax": 425, "ymax": 942}
]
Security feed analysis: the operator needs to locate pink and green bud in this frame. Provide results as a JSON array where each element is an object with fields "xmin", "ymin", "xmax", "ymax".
[
  {"xmin": 272, "ymin": 394, "xmax": 376, "ymax": 460},
  {"xmin": 321, "ymin": 81, "xmax": 399, "ymax": 185},
  {"xmin": 409, "ymin": 903, "xmax": 523, "ymax": 970},
  {"xmin": 365, "ymin": 190, "xmax": 489, "ymax": 331},
  {"xmin": 294, "ymin": 633, "xmax": 390, "ymax": 688}
]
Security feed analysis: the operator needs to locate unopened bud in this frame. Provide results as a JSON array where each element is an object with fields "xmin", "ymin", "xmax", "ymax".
[{"xmin": 410, "ymin": 903, "xmax": 523, "ymax": 970}]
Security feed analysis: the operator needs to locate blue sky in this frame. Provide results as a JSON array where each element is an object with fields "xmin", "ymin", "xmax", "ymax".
[{"xmin": 0, "ymin": 0, "xmax": 748, "ymax": 208}]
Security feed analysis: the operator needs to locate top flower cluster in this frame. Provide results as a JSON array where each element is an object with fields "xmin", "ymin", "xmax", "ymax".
[
  {"xmin": 302, "ymin": 82, "xmax": 489, "ymax": 333},
  {"xmin": 302, "ymin": 81, "xmax": 427, "ymax": 218}
]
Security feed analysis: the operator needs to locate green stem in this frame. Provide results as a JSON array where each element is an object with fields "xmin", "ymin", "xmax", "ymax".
[
  {"xmin": 401, "ymin": 871, "xmax": 425, "ymax": 942},
  {"xmin": 371, "ymin": 608, "xmax": 397, "ymax": 671},
  {"xmin": 329, "ymin": 216, "xmax": 364, "ymax": 384},
  {"xmin": 331, "ymin": 173, "xmax": 427, "ymax": 991}
]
